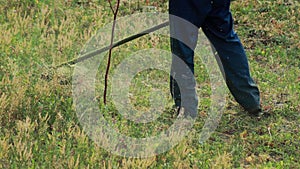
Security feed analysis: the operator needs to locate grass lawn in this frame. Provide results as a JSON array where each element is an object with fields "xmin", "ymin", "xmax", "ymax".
[{"xmin": 0, "ymin": 0, "xmax": 299, "ymax": 168}]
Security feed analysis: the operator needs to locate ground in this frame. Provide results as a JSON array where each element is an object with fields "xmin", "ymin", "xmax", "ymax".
[{"xmin": 0, "ymin": 0, "xmax": 299, "ymax": 168}]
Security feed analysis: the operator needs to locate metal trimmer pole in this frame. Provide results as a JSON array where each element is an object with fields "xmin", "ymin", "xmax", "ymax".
[{"xmin": 54, "ymin": 21, "xmax": 170, "ymax": 69}]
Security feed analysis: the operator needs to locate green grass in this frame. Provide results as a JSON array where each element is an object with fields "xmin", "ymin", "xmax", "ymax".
[{"xmin": 0, "ymin": 0, "xmax": 299, "ymax": 168}]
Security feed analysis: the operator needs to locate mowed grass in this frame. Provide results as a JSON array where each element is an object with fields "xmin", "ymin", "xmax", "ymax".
[{"xmin": 0, "ymin": 0, "xmax": 299, "ymax": 168}]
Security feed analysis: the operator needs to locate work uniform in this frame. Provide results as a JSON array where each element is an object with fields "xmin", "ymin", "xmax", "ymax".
[{"xmin": 169, "ymin": 0, "xmax": 261, "ymax": 117}]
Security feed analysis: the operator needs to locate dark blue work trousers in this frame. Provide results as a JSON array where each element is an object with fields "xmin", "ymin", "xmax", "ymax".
[{"xmin": 169, "ymin": 0, "xmax": 260, "ymax": 117}]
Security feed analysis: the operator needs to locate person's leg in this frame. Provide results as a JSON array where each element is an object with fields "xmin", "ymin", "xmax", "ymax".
[
  {"xmin": 169, "ymin": 19, "xmax": 199, "ymax": 118},
  {"xmin": 202, "ymin": 0, "xmax": 261, "ymax": 112},
  {"xmin": 169, "ymin": 0, "xmax": 211, "ymax": 117}
]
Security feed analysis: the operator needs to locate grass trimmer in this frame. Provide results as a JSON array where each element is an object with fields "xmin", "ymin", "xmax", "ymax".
[
  {"xmin": 53, "ymin": 20, "xmax": 169, "ymax": 69},
  {"xmin": 41, "ymin": 20, "xmax": 169, "ymax": 85}
]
